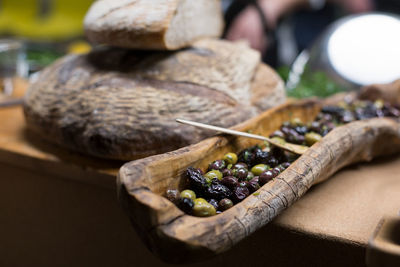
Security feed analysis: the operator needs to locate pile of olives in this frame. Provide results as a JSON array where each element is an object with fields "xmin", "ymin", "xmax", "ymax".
[
  {"xmin": 166, "ymin": 99, "xmax": 400, "ymax": 217},
  {"xmin": 270, "ymin": 99, "xmax": 400, "ymax": 147},
  {"xmin": 166, "ymin": 146, "xmax": 294, "ymax": 217}
]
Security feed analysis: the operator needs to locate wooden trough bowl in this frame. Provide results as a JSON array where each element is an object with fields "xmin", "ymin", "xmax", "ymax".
[{"xmin": 118, "ymin": 85, "xmax": 400, "ymax": 263}]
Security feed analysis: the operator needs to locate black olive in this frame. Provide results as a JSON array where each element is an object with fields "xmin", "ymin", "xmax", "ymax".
[
  {"xmin": 238, "ymin": 148, "xmax": 256, "ymax": 166},
  {"xmin": 178, "ymin": 198, "xmax": 194, "ymax": 214},
  {"xmin": 186, "ymin": 167, "xmax": 208, "ymax": 194},
  {"xmin": 206, "ymin": 183, "xmax": 232, "ymax": 201}
]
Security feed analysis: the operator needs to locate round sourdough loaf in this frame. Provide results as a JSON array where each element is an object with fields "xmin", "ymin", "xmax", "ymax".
[
  {"xmin": 24, "ymin": 39, "xmax": 286, "ymax": 160},
  {"xmin": 84, "ymin": 0, "xmax": 224, "ymax": 50}
]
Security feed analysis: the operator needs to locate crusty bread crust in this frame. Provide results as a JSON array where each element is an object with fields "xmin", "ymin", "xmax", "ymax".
[
  {"xmin": 84, "ymin": 0, "xmax": 224, "ymax": 50},
  {"xmin": 23, "ymin": 39, "xmax": 285, "ymax": 160}
]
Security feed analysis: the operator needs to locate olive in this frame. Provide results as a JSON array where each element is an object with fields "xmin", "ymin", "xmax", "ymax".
[
  {"xmin": 247, "ymin": 180, "xmax": 260, "ymax": 193},
  {"xmin": 186, "ymin": 167, "xmax": 207, "ymax": 192},
  {"xmin": 206, "ymin": 183, "xmax": 232, "ymax": 200},
  {"xmin": 204, "ymin": 170, "xmax": 223, "ymax": 182},
  {"xmin": 309, "ymin": 121, "xmax": 321, "ymax": 133},
  {"xmin": 249, "ymin": 176, "xmax": 259, "ymax": 184},
  {"xmin": 235, "ymin": 168, "xmax": 248, "ymax": 180},
  {"xmin": 222, "ymin": 168, "xmax": 234, "ymax": 177},
  {"xmin": 281, "ymin": 162, "xmax": 291, "ymax": 169},
  {"xmin": 180, "ymin": 189, "xmax": 196, "ymax": 201},
  {"xmin": 218, "ymin": 198, "xmax": 234, "ymax": 211},
  {"xmin": 254, "ymin": 149, "xmax": 270, "ymax": 164},
  {"xmin": 178, "ymin": 197, "xmax": 194, "ymax": 214},
  {"xmin": 238, "ymin": 149, "xmax": 256, "ymax": 166},
  {"xmin": 267, "ymin": 156, "xmax": 279, "ymax": 167},
  {"xmin": 305, "ymin": 132, "xmax": 322, "ymax": 146},
  {"xmin": 232, "ymin": 186, "xmax": 250, "ymax": 203},
  {"xmin": 193, "ymin": 198, "xmax": 216, "ymax": 217},
  {"xmin": 290, "ymin": 117, "xmax": 303, "ymax": 126},
  {"xmin": 272, "ymin": 167, "xmax": 281, "ymax": 175},
  {"xmin": 221, "ymin": 176, "xmax": 239, "ymax": 190},
  {"xmin": 259, "ymin": 170, "xmax": 277, "ymax": 185},
  {"xmin": 251, "ymin": 164, "xmax": 270, "ymax": 176},
  {"xmin": 208, "ymin": 199, "xmax": 219, "ymax": 210},
  {"xmin": 208, "ymin": 160, "xmax": 226, "ymax": 171},
  {"xmin": 223, "ymin": 152, "xmax": 238, "ymax": 165},
  {"xmin": 239, "ymin": 181, "xmax": 249, "ymax": 188},
  {"xmin": 245, "ymin": 171, "xmax": 254, "ymax": 181},
  {"xmin": 233, "ymin": 162, "xmax": 248, "ymax": 170},
  {"xmin": 270, "ymin": 130, "xmax": 285, "ymax": 139},
  {"xmin": 166, "ymin": 189, "xmax": 180, "ymax": 204}
]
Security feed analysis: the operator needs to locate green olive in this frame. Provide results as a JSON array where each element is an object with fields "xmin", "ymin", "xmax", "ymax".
[
  {"xmin": 204, "ymin": 170, "xmax": 223, "ymax": 182},
  {"xmin": 193, "ymin": 198, "xmax": 216, "ymax": 217},
  {"xmin": 251, "ymin": 164, "xmax": 270, "ymax": 176},
  {"xmin": 180, "ymin": 189, "xmax": 196, "ymax": 201},
  {"xmin": 223, "ymin": 152, "xmax": 238, "ymax": 165},
  {"xmin": 305, "ymin": 132, "xmax": 322, "ymax": 146},
  {"xmin": 290, "ymin": 117, "xmax": 303, "ymax": 126}
]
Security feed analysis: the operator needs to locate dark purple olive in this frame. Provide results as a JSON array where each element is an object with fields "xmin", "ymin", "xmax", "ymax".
[
  {"xmin": 208, "ymin": 199, "xmax": 219, "ymax": 210},
  {"xmin": 309, "ymin": 121, "xmax": 321, "ymax": 132},
  {"xmin": 221, "ymin": 176, "xmax": 239, "ymax": 189},
  {"xmin": 218, "ymin": 198, "xmax": 233, "ymax": 211},
  {"xmin": 165, "ymin": 189, "xmax": 180, "ymax": 204},
  {"xmin": 178, "ymin": 198, "xmax": 194, "ymax": 214},
  {"xmin": 281, "ymin": 162, "xmax": 291, "ymax": 169},
  {"xmin": 247, "ymin": 180, "xmax": 260, "ymax": 193},
  {"xmin": 249, "ymin": 176, "xmax": 259, "ymax": 184},
  {"xmin": 222, "ymin": 168, "xmax": 234, "ymax": 177},
  {"xmin": 233, "ymin": 162, "xmax": 248, "ymax": 170},
  {"xmin": 235, "ymin": 168, "xmax": 248, "ymax": 180},
  {"xmin": 259, "ymin": 170, "xmax": 277, "ymax": 185},
  {"xmin": 208, "ymin": 159, "xmax": 226, "ymax": 171},
  {"xmin": 232, "ymin": 186, "xmax": 250, "ymax": 203},
  {"xmin": 273, "ymin": 167, "xmax": 281, "ymax": 174}
]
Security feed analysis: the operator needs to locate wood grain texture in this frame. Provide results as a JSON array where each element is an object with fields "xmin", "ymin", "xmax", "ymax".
[
  {"xmin": 118, "ymin": 98, "xmax": 400, "ymax": 263},
  {"xmin": 23, "ymin": 39, "xmax": 285, "ymax": 160},
  {"xmin": 84, "ymin": 0, "xmax": 224, "ymax": 50}
]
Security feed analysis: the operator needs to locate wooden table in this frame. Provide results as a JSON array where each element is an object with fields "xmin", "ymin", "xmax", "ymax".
[{"xmin": 1, "ymin": 85, "xmax": 400, "ymax": 266}]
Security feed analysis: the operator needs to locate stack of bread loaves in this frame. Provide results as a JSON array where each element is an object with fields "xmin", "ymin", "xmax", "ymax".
[{"xmin": 23, "ymin": 0, "xmax": 286, "ymax": 160}]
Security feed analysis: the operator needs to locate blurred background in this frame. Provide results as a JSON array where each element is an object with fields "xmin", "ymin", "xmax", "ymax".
[
  {"xmin": 0, "ymin": 0, "xmax": 399, "ymax": 100},
  {"xmin": 0, "ymin": 0, "xmax": 92, "ymax": 77}
]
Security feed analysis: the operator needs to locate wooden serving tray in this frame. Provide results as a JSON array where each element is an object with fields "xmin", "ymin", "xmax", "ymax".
[{"xmin": 118, "ymin": 95, "xmax": 400, "ymax": 263}]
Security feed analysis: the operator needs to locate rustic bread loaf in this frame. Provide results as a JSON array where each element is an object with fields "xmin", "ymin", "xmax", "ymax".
[
  {"xmin": 24, "ymin": 39, "xmax": 286, "ymax": 160},
  {"xmin": 84, "ymin": 0, "xmax": 224, "ymax": 50}
]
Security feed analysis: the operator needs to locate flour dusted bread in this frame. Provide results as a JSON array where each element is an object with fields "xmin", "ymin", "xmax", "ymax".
[
  {"xmin": 24, "ymin": 39, "xmax": 285, "ymax": 160},
  {"xmin": 84, "ymin": 0, "xmax": 224, "ymax": 50}
]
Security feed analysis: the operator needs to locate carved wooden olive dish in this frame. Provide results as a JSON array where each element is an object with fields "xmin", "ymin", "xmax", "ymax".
[{"xmin": 118, "ymin": 95, "xmax": 400, "ymax": 263}]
